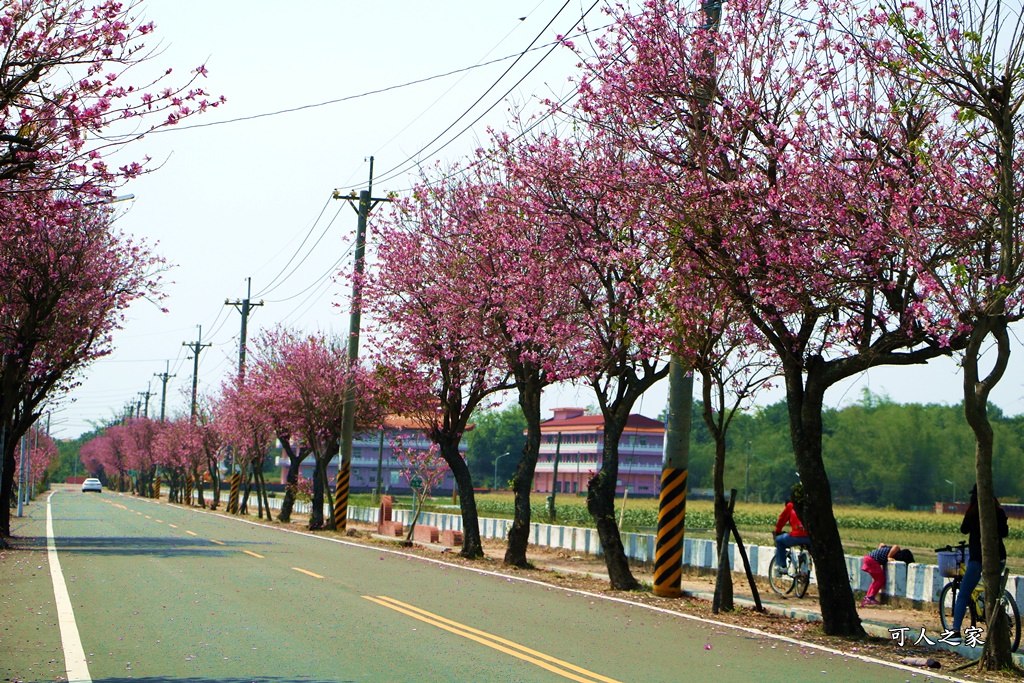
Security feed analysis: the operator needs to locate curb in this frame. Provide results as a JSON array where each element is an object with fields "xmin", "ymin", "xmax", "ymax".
[{"xmin": 547, "ymin": 564, "xmax": 1024, "ymax": 667}]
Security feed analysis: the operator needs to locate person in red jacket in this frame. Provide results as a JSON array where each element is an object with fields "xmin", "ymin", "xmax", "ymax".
[{"xmin": 774, "ymin": 485, "xmax": 809, "ymax": 576}]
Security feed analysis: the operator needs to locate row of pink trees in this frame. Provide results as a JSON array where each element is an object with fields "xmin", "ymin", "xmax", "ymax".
[
  {"xmin": 365, "ymin": 0, "xmax": 1022, "ymax": 663},
  {"xmin": 0, "ymin": 0, "xmax": 222, "ymax": 544}
]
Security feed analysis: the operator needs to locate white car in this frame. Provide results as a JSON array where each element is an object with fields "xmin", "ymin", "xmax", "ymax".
[{"xmin": 82, "ymin": 478, "xmax": 102, "ymax": 493}]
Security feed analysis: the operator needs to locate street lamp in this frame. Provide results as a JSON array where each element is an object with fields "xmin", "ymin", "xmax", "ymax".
[
  {"xmin": 494, "ymin": 452, "xmax": 509, "ymax": 490},
  {"xmin": 946, "ymin": 479, "xmax": 956, "ymax": 503}
]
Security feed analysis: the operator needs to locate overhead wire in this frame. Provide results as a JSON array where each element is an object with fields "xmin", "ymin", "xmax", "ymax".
[
  {"xmin": 369, "ymin": 0, "xmax": 587, "ymax": 188},
  {"xmin": 254, "ymin": 194, "xmax": 336, "ymax": 298},
  {"xmin": 255, "ymin": 200, "xmax": 346, "ymax": 300},
  {"xmin": 369, "ymin": 0, "xmax": 551, "ymax": 162},
  {"xmin": 146, "ymin": 32, "xmax": 586, "ymax": 137},
  {"xmin": 265, "ymin": 240, "xmax": 355, "ymax": 305}
]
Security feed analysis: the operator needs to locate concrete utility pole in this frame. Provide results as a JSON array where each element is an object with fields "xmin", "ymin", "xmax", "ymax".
[
  {"xmin": 154, "ymin": 361, "xmax": 176, "ymax": 422},
  {"xmin": 225, "ymin": 277, "xmax": 263, "ymax": 381},
  {"xmin": 16, "ymin": 433, "xmax": 26, "ymax": 517},
  {"xmin": 183, "ymin": 326, "xmax": 212, "ymax": 419},
  {"xmin": 138, "ymin": 385, "xmax": 154, "ymax": 420},
  {"xmin": 332, "ymin": 156, "xmax": 391, "ymax": 532},
  {"xmin": 652, "ymin": 0, "xmax": 719, "ymax": 599}
]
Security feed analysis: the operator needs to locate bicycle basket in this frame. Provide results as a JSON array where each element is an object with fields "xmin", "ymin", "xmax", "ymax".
[{"xmin": 937, "ymin": 550, "xmax": 961, "ymax": 578}]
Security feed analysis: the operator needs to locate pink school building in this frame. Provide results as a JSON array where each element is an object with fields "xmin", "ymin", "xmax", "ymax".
[{"xmin": 532, "ymin": 408, "xmax": 666, "ymax": 497}]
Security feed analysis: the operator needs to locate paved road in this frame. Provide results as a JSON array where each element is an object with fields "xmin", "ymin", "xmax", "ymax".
[{"xmin": 2, "ymin": 488, "xmax": 951, "ymax": 682}]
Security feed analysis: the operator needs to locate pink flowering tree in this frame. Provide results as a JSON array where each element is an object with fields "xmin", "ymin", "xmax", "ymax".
[
  {"xmin": 576, "ymin": 0, "xmax": 969, "ymax": 634},
  {"xmin": 0, "ymin": 0, "xmax": 223, "ymax": 195},
  {"xmin": 368, "ymin": 173, "xmax": 514, "ymax": 559},
  {"xmin": 494, "ymin": 130, "xmax": 672, "ymax": 587},
  {"xmin": 0, "ymin": 0, "xmax": 222, "ymax": 544},
  {"xmin": 392, "ymin": 436, "xmax": 450, "ymax": 544},
  {"xmin": 215, "ymin": 378, "xmax": 274, "ymax": 519},
  {"xmin": 455, "ymin": 140, "xmax": 586, "ymax": 569},
  {"xmin": 248, "ymin": 332, "xmax": 309, "ymax": 523},
  {"xmin": 248, "ymin": 327, "xmax": 386, "ymax": 530},
  {"xmin": 79, "ymin": 426, "xmax": 130, "ymax": 491},
  {"xmin": 11, "ymin": 424, "xmax": 58, "ymax": 496},
  {"xmin": 122, "ymin": 417, "xmax": 161, "ymax": 497},
  {"xmin": 152, "ymin": 417, "xmax": 202, "ymax": 504},
  {"xmin": 863, "ymin": 0, "xmax": 1024, "ymax": 666}
]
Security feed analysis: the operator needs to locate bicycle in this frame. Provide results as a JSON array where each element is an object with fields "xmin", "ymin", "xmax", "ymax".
[
  {"xmin": 935, "ymin": 541, "xmax": 1021, "ymax": 652},
  {"xmin": 769, "ymin": 541, "xmax": 813, "ymax": 598}
]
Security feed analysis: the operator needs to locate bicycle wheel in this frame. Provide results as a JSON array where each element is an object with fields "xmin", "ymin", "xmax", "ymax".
[
  {"xmin": 794, "ymin": 551, "xmax": 811, "ymax": 598},
  {"xmin": 1001, "ymin": 591, "xmax": 1021, "ymax": 653},
  {"xmin": 938, "ymin": 582, "xmax": 959, "ymax": 633},
  {"xmin": 768, "ymin": 562, "xmax": 796, "ymax": 596}
]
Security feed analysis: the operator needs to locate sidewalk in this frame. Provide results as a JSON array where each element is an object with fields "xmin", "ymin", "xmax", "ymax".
[{"xmin": 534, "ymin": 557, "xmax": 1024, "ymax": 668}]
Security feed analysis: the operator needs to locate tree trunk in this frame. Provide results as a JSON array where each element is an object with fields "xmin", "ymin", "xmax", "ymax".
[
  {"xmin": 278, "ymin": 444, "xmax": 308, "ymax": 523},
  {"xmin": 505, "ymin": 368, "xmax": 543, "ymax": 568},
  {"xmin": 0, "ymin": 431, "xmax": 16, "ymax": 539},
  {"xmin": 440, "ymin": 440, "xmax": 484, "ymax": 559},
  {"xmin": 195, "ymin": 468, "xmax": 206, "ymax": 509},
  {"xmin": 586, "ymin": 414, "xmax": 639, "ymax": 590},
  {"xmin": 309, "ymin": 455, "xmax": 328, "ymax": 529},
  {"xmin": 207, "ymin": 463, "xmax": 220, "ymax": 510},
  {"xmin": 963, "ymin": 320, "xmax": 1013, "ymax": 669},
  {"xmin": 713, "ymin": 444, "xmax": 733, "ymax": 611},
  {"xmin": 788, "ymin": 363, "xmax": 864, "ymax": 636}
]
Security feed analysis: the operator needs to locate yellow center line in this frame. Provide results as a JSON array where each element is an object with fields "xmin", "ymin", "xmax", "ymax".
[
  {"xmin": 144, "ymin": 515, "xmax": 151, "ymax": 519},
  {"xmin": 364, "ymin": 596, "xmax": 622, "ymax": 683},
  {"xmin": 155, "ymin": 519, "xmax": 163, "ymax": 523},
  {"xmin": 243, "ymin": 550, "xmax": 265, "ymax": 559},
  {"xmin": 169, "ymin": 524, "xmax": 178, "ymax": 529},
  {"xmin": 292, "ymin": 567, "xmax": 324, "ymax": 579},
  {"xmin": 209, "ymin": 539, "xmax": 226, "ymax": 545},
  {"xmin": 183, "ymin": 529, "xmax": 196, "ymax": 535}
]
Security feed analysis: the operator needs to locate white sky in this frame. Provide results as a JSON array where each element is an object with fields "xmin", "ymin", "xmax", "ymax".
[{"xmin": 47, "ymin": 0, "xmax": 1024, "ymax": 439}]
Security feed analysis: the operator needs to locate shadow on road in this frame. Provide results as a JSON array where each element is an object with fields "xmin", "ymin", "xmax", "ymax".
[
  {"xmin": 94, "ymin": 678, "xmax": 352, "ymax": 683},
  {"xmin": 20, "ymin": 535, "xmax": 238, "ymax": 558}
]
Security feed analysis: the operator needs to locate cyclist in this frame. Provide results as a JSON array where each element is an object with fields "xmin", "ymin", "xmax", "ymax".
[
  {"xmin": 951, "ymin": 484, "xmax": 1009, "ymax": 638},
  {"xmin": 774, "ymin": 484, "xmax": 808, "ymax": 577},
  {"xmin": 860, "ymin": 543, "xmax": 914, "ymax": 606}
]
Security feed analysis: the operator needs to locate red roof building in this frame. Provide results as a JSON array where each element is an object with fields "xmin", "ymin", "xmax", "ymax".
[{"xmin": 533, "ymin": 407, "xmax": 666, "ymax": 497}]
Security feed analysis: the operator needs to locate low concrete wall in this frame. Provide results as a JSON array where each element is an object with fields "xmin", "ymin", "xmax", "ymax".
[{"xmin": 210, "ymin": 493, "xmax": 1022, "ymax": 606}]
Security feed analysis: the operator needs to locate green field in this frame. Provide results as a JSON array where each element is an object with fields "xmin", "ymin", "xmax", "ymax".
[{"xmin": 357, "ymin": 492, "xmax": 1024, "ymax": 572}]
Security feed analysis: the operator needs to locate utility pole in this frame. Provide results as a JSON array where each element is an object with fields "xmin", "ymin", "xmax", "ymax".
[
  {"xmin": 154, "ymin": 361, "xmax": 175, "ymax": 422},
  {"xmin": 225, "ymin": 278, "xmax": 264, "ymax": 381},
  {"xmin": 16, "ymin": 433, "xmax": 26, "ymax": 516},
  {"xmin": 138, "ymin": 384, "xmax": 154, "ymax": 420},
  {"xmin": 332, "ymin": 156, "xmax": 391, "ymax": 531},
  {"xmin": 182, "ymin": 326, "xmax": 212, "ymax": 419},
  {"xmin": 652, "ymin": 0, "xmax": 719, "ymax": 599}
]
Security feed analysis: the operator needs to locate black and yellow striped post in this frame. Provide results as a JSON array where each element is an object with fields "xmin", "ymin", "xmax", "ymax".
[
  {"xmin": 154, "ymin": 474, "xmax": 162, "ymax": 500},
  {"xmin": 653, "ymin": 358, "xmax": 694, "ymax": 598},
  {"xmin": 228, "ymin": 471, "xmax": 241, "ymax": 514},
  {"xmin": 333, "ymin": 460, "xmax": 351, "ymax": 530},
  {"xmin": 654, "ymin": 468, "xmax": 688, "ymax": 596},
  {"xmin": 184, "ymin": 476, "xmax": 193, "ymax": 507}
]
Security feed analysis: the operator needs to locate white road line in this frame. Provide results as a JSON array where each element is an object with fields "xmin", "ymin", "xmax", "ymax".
[{"xmin": 47, "ymin": 492, "xmax": 93, "ymax": 683}]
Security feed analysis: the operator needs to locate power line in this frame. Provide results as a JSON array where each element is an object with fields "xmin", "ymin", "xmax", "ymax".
[
  {"xmin": 254, "ymin": 195, "xmax": 336, "ymax": 298},
  {"xmin": 147, "ymin": 35, "xmax": 586, "ymax": 137},
  {"xmin": 256, "ymin": 199, "xmax": 345, "ymax": 299},
  {"xmin": 264, "ymin": 246, "xmax": 352, "ymax": 305},
  {"xmin": 370, "ymin": 0, "xmax": 584, "ymax": 187}
]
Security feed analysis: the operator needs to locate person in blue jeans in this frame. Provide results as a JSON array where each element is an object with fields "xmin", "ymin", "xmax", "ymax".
[
  {"xmin": 774, "ymin": 486, "xmax": 808, "ymax": 575},
  {"xmin": 951, "ymin": 484, "xmax": 1009, "ymax": 638}
]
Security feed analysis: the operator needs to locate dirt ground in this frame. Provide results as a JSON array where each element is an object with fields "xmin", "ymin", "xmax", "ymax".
[{"xmin": 174, "ymin": 499, "xmax": 1024, "ymax": 682}]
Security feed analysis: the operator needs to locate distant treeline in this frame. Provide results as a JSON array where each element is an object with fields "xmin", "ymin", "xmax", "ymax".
[{"xmin": 685, "ymin": 390, "xmax": 1024, "ymax": 508}]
